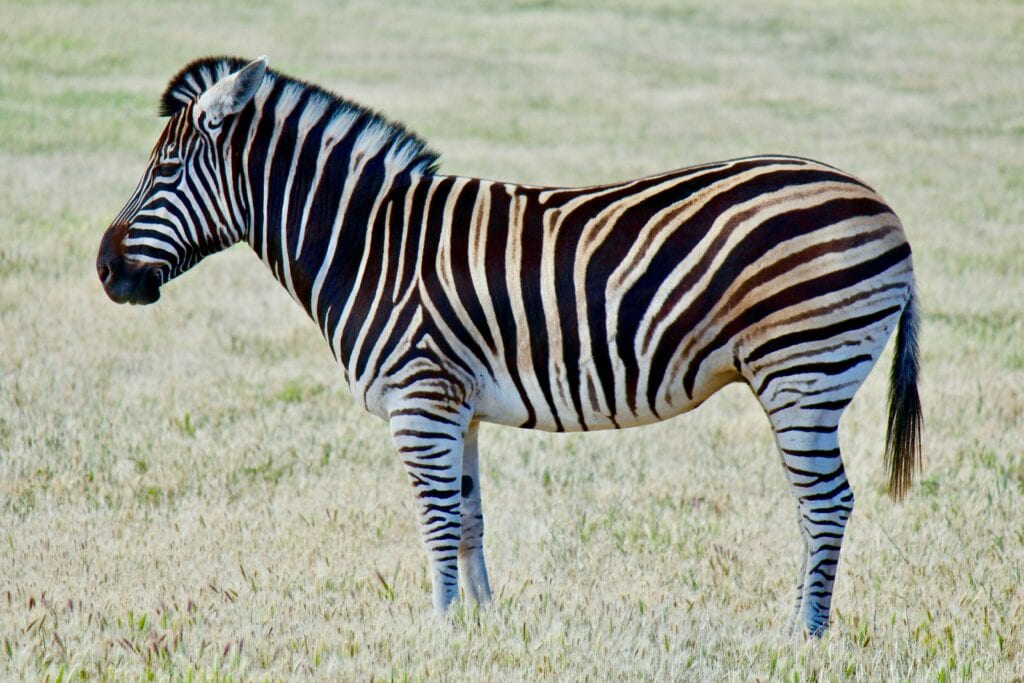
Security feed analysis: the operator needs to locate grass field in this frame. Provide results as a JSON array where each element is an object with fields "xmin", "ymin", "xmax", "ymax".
[{"xmin": 2, "ymin": 0, "xmax": 1023, "ymax": 679}]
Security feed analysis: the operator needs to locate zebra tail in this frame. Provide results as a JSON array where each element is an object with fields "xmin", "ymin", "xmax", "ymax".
[{"xmin": 884, "ymin": 290, "xmax": 923, "ymax": 500}]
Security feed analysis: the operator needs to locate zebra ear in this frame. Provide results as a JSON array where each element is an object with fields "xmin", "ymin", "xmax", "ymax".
[{"xmin": 195, "ymin": 56, "xmax": 269, "ymax": 125}]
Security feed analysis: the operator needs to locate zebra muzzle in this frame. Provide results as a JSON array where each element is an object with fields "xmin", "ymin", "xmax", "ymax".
[
  {"xmin": 96, "ymin": 257, "xmax": 161, "ymax": 305},
  {"xmin": 97, "ymin": 225, "xmax": 162, "ymax": 305}
]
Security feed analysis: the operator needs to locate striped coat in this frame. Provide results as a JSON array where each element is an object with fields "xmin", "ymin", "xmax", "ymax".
[{"xmin": 98, "ymin": 56, "xmax": 921, "ymax": 635}]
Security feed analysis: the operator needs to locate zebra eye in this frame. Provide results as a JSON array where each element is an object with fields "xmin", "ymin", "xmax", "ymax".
[{"xmin": 152, "ymin": 160, "xmax": 180, "ymax": 178}]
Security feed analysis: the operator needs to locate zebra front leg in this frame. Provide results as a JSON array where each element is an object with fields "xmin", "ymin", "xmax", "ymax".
[
  {"xmin": 390, "ymin": 403, "xmax": 471, "ymax": 613},
  {"xmin": 770, "ymin": 407, "xmax": 854, "ymax": 636},
  {"xmin": 458, "ymin": 422, "xmax": 492, "ymax": 604}
]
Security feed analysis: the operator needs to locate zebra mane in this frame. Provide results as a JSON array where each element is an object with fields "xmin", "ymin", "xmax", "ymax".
[{"xmin": 159, "ymin": 56, "xmax": 440, "ymax": 174}]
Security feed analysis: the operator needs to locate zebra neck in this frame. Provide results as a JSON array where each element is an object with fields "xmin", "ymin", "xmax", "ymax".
[{"xmin": 241, "ymin": 143, "xmax": 427, "ymax": 371}]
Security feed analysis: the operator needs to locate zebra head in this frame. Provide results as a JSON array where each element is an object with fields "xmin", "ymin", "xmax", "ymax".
[{"xmin": 97, "ymin": 56, "xmax": 269, "ymax": 304}]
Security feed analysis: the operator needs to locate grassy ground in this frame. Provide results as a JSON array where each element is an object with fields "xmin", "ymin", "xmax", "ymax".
[{"xmin": 2, "ymin": 0, "xmax": 1022, "ymax": 679}]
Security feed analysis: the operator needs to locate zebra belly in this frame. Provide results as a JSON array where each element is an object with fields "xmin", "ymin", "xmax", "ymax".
[{"xmin": 473, "ymin": 352, "xmax": 740, "ymax": 433}]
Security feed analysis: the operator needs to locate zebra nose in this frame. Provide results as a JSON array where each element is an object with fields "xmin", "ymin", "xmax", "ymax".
[
  {"xmin": 96, "ymin": 252, "xmax": 121, "ymax": 287},
  {"xmin": 98, "ymin": 262, "xmax": 114, "ymax": 286},
  {"xmin": 97, "ymin": 221, "xmax": 130, "ymax": 288}
]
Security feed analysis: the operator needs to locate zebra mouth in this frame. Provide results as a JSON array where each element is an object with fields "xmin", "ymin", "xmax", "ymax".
[
  {"xmin": 97, "ymin": 256, "xmax": 162, "ymax": 305},
  {"xmin": 102, "ymin": 262, "xmax": 162, "ymax": 305}
]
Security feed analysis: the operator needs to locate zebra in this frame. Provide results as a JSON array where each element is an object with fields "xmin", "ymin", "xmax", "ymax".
[{"xmin": 96, "ymin": 55, "xmax": 921, "ymax": 635}]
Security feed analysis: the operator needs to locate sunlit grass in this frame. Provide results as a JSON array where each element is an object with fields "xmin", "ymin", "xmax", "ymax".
[{"xmin": 2, "ymin": 0, "xmax": 1022, "ymax": 679}]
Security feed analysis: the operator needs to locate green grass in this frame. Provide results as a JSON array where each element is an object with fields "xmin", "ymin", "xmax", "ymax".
[{"xmin": 2, "ymin": 0, "xmax": 1023, "ymax": 679}]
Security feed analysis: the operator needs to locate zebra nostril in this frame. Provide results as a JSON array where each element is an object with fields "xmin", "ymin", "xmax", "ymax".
[{"xmin": 98, "ymin": 263, "xmax": 113, "ymax": 285}]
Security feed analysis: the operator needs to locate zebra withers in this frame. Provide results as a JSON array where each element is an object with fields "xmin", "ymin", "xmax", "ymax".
[{"xmin": 96, "ymin": 56, "xmax": 922, "ymax": 635}]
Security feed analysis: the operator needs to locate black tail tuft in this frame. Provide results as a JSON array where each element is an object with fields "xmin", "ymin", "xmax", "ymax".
[{"xmin": 885, "ymin": 291, "xmax": 923, "ymax": 499}]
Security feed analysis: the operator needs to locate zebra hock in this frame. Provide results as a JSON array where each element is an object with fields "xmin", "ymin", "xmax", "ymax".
[{"xmin": 97, "ymin": 56, "xmax": 922, "ymax": 635}]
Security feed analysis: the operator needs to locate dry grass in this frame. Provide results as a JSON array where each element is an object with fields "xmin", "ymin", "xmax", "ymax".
[{"xmin": 2, "ymin": 0, "xmax": 1022, "ymax": 680}]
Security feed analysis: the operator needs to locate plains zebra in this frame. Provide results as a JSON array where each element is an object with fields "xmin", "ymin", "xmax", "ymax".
[{"xmin": 97, "ymin": 56, "xmax": 921, "ymax": 635}]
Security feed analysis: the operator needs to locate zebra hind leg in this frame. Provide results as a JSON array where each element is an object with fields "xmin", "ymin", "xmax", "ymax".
[
  {"xmin": 458, "ymin": 422, "xmax": 492, "ymax": 604},
  {"xmin": 768, "ymin": 402, "xmax": 854, "ymax": 636}
]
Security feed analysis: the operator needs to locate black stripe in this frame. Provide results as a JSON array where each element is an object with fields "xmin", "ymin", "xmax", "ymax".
[
  {"xmin": 782, "ymin": 448, "xmax": 842, "ymax": 458},
  {"xmin": 756, "ymin": 354, "xmax": 874, "ymax": 396},
  {"xmin": 802, "ymin": 399, "xmax": 852, "ymax": 411},
  {"xmin": 800, "ymin": 480, "xmax": 850, "ymax": 502},
  {"xmin": 390, "ymin": 408, "xmax": 459, "ymax": 426},
  {"xmin": 746, "ymin": 307, "xmax": 901, "ymax": 366},
  {"xmin": 483, "ymin": 184, "xmax": 536, "ymax": 428},
  {"xmin": 245, "ymin": 80, "xmax": 285, "ymax": 259},
  {"xmin": 337, "ymin": 147, "xmax": 390, "ymax": 366},
  {"xmin": 519, "ymin": 188, "xmax": 563, "ymax": 430},
  {"xmin": 393, "ymin": 429, "xmax": 456, "ymax": 441},
  {"xmin": 283, "ymin": 100, "xmax": 333, "ymax": 312},
  {"xmin": 263, "ymin": 89, "xmax": 310, "ymax": 282},
  {"xmin": 776, "ymin": 425, "xmax": 837, "ymax": 434},
  {"xmin": 417, "ymin": 488, "xmax": 459, "ymax": 500},
  {"xmin": 447, "ymin": 180, "xmax": 498, "ymax": 355},
  {"xmin": 371, "ymin": 297, "xmax": 419, "ymax": 381},
  {"xmin": 354, "ymin": 177, "xmax": 412, "ymax": 380}
]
